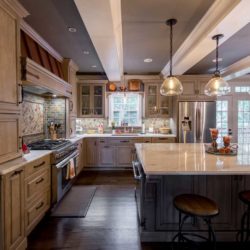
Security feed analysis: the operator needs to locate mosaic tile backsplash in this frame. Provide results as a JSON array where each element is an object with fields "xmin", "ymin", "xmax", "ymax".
[{"xmin": 76, "ymin": 117, "xmax": 176, "ymax": 134}]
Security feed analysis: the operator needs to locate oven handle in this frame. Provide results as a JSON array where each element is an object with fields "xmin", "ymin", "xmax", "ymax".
[
  {"xmin": 55, "ymin": 151, "xmax": 79, "ymax": 169},
  {"xmin": 132, "ymin": 161, "xmax": 142, "ymax": 180}
]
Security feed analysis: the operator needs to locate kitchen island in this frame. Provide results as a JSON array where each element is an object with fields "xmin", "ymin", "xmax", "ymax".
[{"xmin": 134, "ymin": 143, "xmax": 250, "ymax": 242}]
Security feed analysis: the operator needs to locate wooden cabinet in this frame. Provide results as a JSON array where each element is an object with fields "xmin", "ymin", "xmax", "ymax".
[
  {"xmin": 178, "ymin": 76, "xmax": 216, "ymax": 101},
  {"xmin": 145, "ymin": 83, "xmax": 172, "ymax": 118},
  {"xmin": 0, "ymin": 114, "xmax": 22, "ymax": 164},
  {"xmin": 24, "ymin": 154, "xmax": 51, "ymax": 235},
  {"xmin": 79, "ymin": 83, "xmax": 105, "ymax": 118},
  {"xmin": 98, "ymin": 144, "xmax": 116, "ymax": 166},
  {"xmin": 151, "ymin": 137, "xmax": 176, "ymax": 143},
  {"xmin": 0, "ymin": 3, "xmax": 22, "ymax": 113},
  {"xmin": 0, "ymin": 1, "xmax": 27, "ymax": 164},
  {"xmin": 1, "ymin": 167, "xmax": 26, "ymax": 250},
  {"xmin": 86, "ymin": 138, "xmax": 98, "ymax": 166},
  {"xmin": 116, "ymin": 146, "xmax": 134, "ymax": 167},
  {"xmin": 76, "ymin": 139, "xmax": 84, "ymax": 175}
]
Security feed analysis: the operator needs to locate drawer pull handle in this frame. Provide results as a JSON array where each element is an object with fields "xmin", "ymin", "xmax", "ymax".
[
  {"xmin": 36, "ymin": 178, "xmax": 44, "ymax": 184},
  {"xmin": 36, "ymin": 202, "xmax": 44, "ymax": 210},
  {"xmin": 120, "ymin": 140, "xmax": 129, "ymax": 143},
  {"xmin": 33, "ymin": 161, "xmax": 45, "ymax": 169},
  {"xmin": 11, "ymin": 169, "xmax": 23, "ymax": 176}
]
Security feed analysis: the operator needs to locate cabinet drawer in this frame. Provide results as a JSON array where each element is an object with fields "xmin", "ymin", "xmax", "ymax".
[
  {"xmin": 25, "ymin": 188, "xmax": 50, "ymax": 235},
  {"xmin": 25, "ymin": 155, "xmax": 50, "ymax": 177},
  {"xmin": 152, "ymin": 137, "xmax": 176, "ymax": 143},
  {"xmin": 142, "ymin": 138, "xmax": 152, "ymax": 143},
  {"xmin": 25, "ymin": 168, "xmax": 50, "ymax": 203},
  {"xmin": 110, "ymin": 138, "xmax": 135, "ymax": 145}
]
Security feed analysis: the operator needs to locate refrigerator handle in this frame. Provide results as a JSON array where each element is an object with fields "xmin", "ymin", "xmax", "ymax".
[{"xmin": 196, "ymin": 108, "xmax": 201, "ymax": 141}]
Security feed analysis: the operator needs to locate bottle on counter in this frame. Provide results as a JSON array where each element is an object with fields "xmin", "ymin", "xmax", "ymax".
[{"xmin": 141, "ymin": 121, "xmax": 145, "ymax": 134}]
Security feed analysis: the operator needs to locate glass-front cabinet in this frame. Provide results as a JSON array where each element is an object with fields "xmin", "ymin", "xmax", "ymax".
[
  {"xmin": 145, "ymin": 83, "xmax": 172, "ymax": 118},
  {"xmin": 79, "ymin": 83, "xmax": 105, "ymax": 118}
]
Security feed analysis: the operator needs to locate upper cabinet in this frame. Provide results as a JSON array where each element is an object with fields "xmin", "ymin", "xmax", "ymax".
[
  {"xmin": 78, "ymin": 83, "xmax": 105, "ymax": 118},
  {"xmin": 145, "ymin": 83, "xmax": 172, "ymax": 118},
  {"xmin": 0, "ymin": 1, "xmax": 25, "ymax": 113},
  {"xmin": 178, "ymin": 75, "xmax": 216, "ymax": 101}
]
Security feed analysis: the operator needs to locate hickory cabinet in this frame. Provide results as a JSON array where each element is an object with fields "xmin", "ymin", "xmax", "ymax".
[
  {"xmin": 78, "ymin": 83, "xmax": 105, "ymax": 118},
  {"xmin": 0, "ymin": 167, "xmax": 26, "ymax": 250},
  {"xmin": 0, "ymin": 0, "xmax": 27, "ymax": 164},
  {"xmin": 144, "ymin": 83, "xmax": 172, "ymax": 118}
]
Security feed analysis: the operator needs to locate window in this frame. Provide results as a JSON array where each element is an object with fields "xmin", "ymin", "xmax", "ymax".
[
  {"xmin": 235, "ymin": 86, "xmax": 250, "ymax": 93},
  {"xmin": 238, "ymin": 100, "xmax": 250, "ymax": 143},
  {"xmin": 216, "ymin": 100, "xmax": 228, "ymax": 144},
  {"xmin": 108, "ymin": 93, "xmax": 142, "ymax": 126}
]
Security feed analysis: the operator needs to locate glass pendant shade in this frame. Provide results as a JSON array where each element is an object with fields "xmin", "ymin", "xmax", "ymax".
[
  {"xmin": 160, "ymin": 76, "xmax": 183, "ymax": 96},
  {"xmin": 204, "ymin": 75, "xmax": 230, "ymax": 96}
]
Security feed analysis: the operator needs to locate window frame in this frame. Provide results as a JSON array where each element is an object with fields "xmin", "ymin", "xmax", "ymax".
[{"xmin": 108, "ymin": 92, "xmax": 143, "ymax": 127}]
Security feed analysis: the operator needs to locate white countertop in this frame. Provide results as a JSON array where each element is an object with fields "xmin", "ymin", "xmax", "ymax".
[
  {"xmin": 0, "ymin": 133, "xmax": 176, "ymax": 175},
  {"xmin": 135, "ymin": 143, "xmax": 250, "ymax": 175},
  {"xmin": 0, "ymin": 150, "xmax": 51, "ymax": 175}
]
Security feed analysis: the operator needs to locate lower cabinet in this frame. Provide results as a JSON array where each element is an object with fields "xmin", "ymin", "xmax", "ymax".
[
  {"xmin": 85, "ymin": 137, "xmax": 176, "ymax": 168},
  {"xmin": 0, "ymin": 114, "xmax": 22, "ymax": 164},
  {"xmin": 1, "ymin": 167, "xmax": 26, "ymax": 250}
]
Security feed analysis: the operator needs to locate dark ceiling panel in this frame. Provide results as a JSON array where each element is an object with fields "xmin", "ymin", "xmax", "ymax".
[
  {"xmin": 186, "ymin": 23, "xmax": 250, "ymax": 75},
  {"xmin": 122, "ymin": 0, "xmax": 216, "ymax": 74},
  {"xmin": 19, "ymin": 0, "xmax": 105, "ymax": 73}
]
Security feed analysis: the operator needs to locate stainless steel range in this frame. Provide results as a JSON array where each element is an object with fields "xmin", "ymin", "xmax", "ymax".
[{"xmin": 28, "ymin": 139, "xmax": 79, "ymax": 205}]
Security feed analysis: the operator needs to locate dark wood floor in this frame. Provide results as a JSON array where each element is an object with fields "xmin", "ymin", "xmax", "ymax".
[{"xmin": 28, "ymin": 170, "xmax": 250, "ymax": 250}]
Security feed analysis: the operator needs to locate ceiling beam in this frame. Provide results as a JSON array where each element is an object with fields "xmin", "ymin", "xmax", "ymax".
[
  {"xmin": 161, "ymin": 0, "xmax": 250, "ymax": 77},
  {"xmin": 74, "ymin": 0, "xmax": 123, "ymax": 81},
  {"xmin": 222, "ymin": 56, "xmax": 250, "ymax": 81}
]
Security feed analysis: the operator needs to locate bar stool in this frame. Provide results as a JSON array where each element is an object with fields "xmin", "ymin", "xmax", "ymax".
[
  {"xmin": 172, "ymin": 194, "xmax": 219, "ymax": 249},
  {"xmin": 237, "ymin": 190, "xmax": 250, "ymax": 242}
]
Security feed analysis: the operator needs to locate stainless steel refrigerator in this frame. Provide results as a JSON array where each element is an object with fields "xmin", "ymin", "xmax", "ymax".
[{"xmin": 178, "ymin": 101, "xmax": 216, "ymax": 143}]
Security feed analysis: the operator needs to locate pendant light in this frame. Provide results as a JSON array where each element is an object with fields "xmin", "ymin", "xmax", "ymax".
[
  {"xmin": 160, "ymin": 19, "xmax": 183, "ymax": 96},
  {"xmin": 204, "ymin": 34, "xmax": 230, "ymax": 96}
]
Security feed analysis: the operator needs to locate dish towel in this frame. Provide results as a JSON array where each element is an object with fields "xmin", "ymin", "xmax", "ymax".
[{"xmin": 66, "ymin": 159, "xmax": 76, "ymax": 180}]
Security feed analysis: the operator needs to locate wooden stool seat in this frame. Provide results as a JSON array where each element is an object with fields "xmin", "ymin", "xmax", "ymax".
[
  {"xmin": 239, "ymin": 190, "xmax": 250, "ymax": 205},
  {"xmin": 174, "ymin": 194, "xmax": 219, "ymax": 217}
]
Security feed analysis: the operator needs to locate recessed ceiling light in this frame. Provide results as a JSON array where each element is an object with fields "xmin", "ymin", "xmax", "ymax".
[
  {"xmin": 144, "ymin": 58, "xmax": 153, "ymax": 63},
  {"xmin": 212, "ymin": 58, "xmax": 223, "ymax": 63},
  {"xmin": 83, "ymin": 51, "xmax": 89, "ymax": 55},
  {"xmin": 52, "ymin": 94, "xmax": 57, "ymax": 98},
  {"xmin": 92, "ymin": 65, "xmax": 97, "ymax": 68},
  {"xmin": 68, "ymin": 27, "xmax": 77, "ymax": 33}
]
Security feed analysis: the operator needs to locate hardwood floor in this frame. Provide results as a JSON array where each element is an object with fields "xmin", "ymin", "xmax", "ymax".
[{"xmin": 28, "ymin": 170, "xmax": 250, "ymax": 250}]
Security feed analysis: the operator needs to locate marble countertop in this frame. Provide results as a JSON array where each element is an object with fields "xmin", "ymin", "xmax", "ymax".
[
  {"xmin": 135, "ymin": 143, "xmax": 250, "ymax": 175},
  {"xmin": 0, "ymin": 133, "xmax": 176, "ymax": 175},
  {"xmin": 0, "ymin": 150, "xmax": 51, "ymax": 175}
]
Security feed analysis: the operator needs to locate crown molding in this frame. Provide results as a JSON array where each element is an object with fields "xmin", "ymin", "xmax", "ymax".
[
  {"xmin": 161, "ymin": 0, "xmax": 244, "ymax": 76},
  {"xmin": 1, "ymin": 0, "xmax": 29, "ymax": 18},
  {"xmin": 20, "ymin": 20, "xmax": 63, "ymax": 62}
]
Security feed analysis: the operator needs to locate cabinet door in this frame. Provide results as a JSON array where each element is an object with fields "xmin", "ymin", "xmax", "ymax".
[
  {"xmin": 80, "ymin": 85, "xmax": 91, "ymax": 117},
  {"xmin": 93, "ymin": 85, "xmax": 104, "ymax": 117},
  {"xmin": 98, "ymin": 145, "xmax": 115, "ymax": 166},
  {"xmin": 0, "ymin": 5, "xmax": 20, "ymax": 112},
  {"xmin": 4, "ymin": 167, "xmax": 25, "ymax": 250},
  {"xmin": 116, "ymin": 146, "xmax": 133, "ymax": 167},
  {"xmin": 86, "ymin": 139, "xmax": 97, "ymax": 166},
  {"xmin": 181, "ymin": 81, "xmax": 197, "ymax": 96},
  {"xmin": 0, "ymin": 114, "xmax": 21, "ymax": 164},
  {"xmin": 159, "ymin": 94, "xmax": 171, "ymax": 117},
  {"xmin": 145, "ymin": 84, "xmax": 158, "ymax": 117}
]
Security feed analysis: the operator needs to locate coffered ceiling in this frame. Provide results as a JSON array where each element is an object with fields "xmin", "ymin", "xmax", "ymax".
[
  {"xmin": 121, "ymin": 0, "xmax": 215, "ymax": 74},
  {"xmin": 19, "ymin": 0, "xmax": 250, "ymax": 81}
]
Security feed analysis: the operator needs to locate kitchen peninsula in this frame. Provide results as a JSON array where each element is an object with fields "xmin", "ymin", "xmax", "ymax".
[{"xmin": 134, "ymin": 143, "xmax": 250, "ymax": 242}]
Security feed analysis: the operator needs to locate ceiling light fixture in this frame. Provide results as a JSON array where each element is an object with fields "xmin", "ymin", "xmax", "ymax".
[
  {"xmin": 92, "ymin": 65, "xmax": 97, "ymax": 68},
  {"xmin": 144, "ymin": 58, "xmax": 153, "ymax": 63},
  {"xmin": 52, "ymin": 94, "xmax": 57, "ymax": 98},
  {"xmin": 160, "ymin": 19, "xmax": 183, "ymax": 96},
  {"xmin": 68, "ymin": 27, "xmax": 77, "ymax": 33},
  {"xmin": 83, "ymin": 51, "xmax": 89, "ymax": 55},
  {"xmin": 204, "ymin": 34, "xmax": 230, "ymax": 96}
]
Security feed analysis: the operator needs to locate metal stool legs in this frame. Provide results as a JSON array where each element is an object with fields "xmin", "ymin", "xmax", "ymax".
[
  {"xmin": 172, "ymin": 211, "xmax": 217, "ymax": 250},
  {"xmin": 237, "ymin": 204, "xmax": 250, "ymax": 242}
]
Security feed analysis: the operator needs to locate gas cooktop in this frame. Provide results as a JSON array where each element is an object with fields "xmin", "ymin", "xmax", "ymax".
[{"xmin": 28, "ymin": 139, "xmax": 72, "ymax": 150}]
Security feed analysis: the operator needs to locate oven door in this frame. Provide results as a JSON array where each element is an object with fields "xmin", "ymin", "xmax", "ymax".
[{"xmin": 52, "ymin": 151, "xmax": 79, "ymax": 205}]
